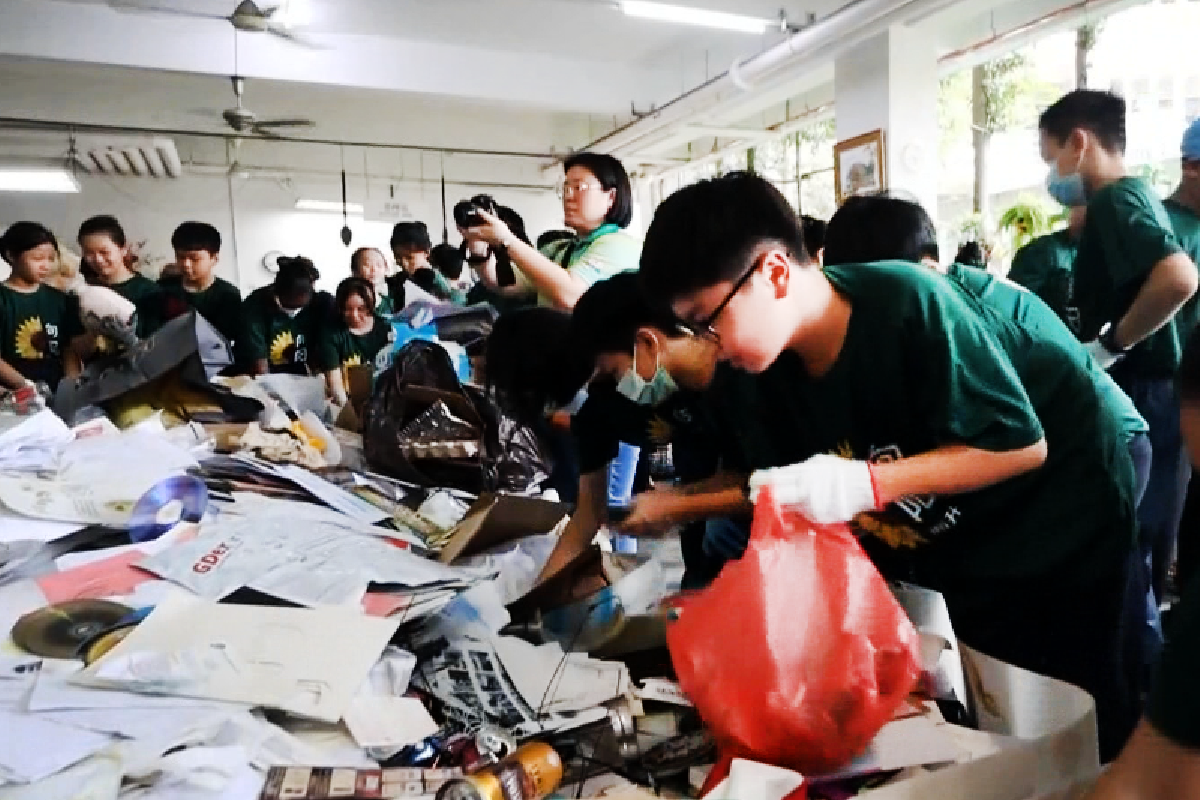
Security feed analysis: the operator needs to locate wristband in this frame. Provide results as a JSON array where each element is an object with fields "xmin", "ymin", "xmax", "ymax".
[{"xmin": 1099, "ymin": 324, "xmax": 1129, "ymax": 357}]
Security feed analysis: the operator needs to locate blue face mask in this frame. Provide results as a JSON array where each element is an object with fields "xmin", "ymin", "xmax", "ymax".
[
  {"xmin": 1046, "ymin": 163, "xmax": 1087, "ymax": 208},
  {"xmin": 616, "ymin": 350, "xmax": 678, "ymax": 407}
]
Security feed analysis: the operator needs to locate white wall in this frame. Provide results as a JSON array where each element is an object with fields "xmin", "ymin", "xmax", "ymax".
[{"xmin": 0, "ymin": 171, "xmax": 566, "ymax": 295}]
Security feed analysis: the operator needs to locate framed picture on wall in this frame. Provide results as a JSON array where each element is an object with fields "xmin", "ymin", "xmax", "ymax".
[{"xmin": 834, "ymin": 129, "xmax": 886, "ymax": 203}]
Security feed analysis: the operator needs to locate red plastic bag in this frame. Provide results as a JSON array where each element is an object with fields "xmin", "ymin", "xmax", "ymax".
[{"xmin": 668, "ymin": 488, "xmax": 921, "ymax": 781}]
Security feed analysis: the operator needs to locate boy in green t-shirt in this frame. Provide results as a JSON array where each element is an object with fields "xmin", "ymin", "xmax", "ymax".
[
  {"xmin": 823, "ymin": 192, "xmax": 1156, "ymax": 722},
  {"xmin": 639, "ymin": 172, "xmax": 1140, "ymax": 760},
  {"xmin": 160, "ymin": 221, "xmax": 242, "ymax": 346},
  {"xmin": 1040, "ymin": 91, "xmax": 1200, "ymax": 607},
  {"xmin": 1007, "ymin": 205, "xmax": 1086, "ymax": 328},
  {"xmin": 77, "ymin": 215, "xmax": 165, "ymax": 339},
  {"xmin": 390, "ymin": 222, "xmax": 464, "ymax": 305},
  {"xmin": 0, "ymin": 222, "xmax": 82, "ymax": 392}
]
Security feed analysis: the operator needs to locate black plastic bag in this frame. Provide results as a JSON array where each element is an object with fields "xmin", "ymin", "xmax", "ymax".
[{"xmin": 363, "ymin": 340, "xmax": 547, "ymax": 494}]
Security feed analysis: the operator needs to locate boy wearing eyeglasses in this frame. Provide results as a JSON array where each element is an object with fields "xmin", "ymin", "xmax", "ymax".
[{"xmin": 638, "ymin": 172, "xmax": 1141, "ymax": 762}]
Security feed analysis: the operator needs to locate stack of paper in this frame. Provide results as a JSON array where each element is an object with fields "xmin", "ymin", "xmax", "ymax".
[{"xmin": 75, "ymin": 595, "xmax": 401, "ymax": 723}]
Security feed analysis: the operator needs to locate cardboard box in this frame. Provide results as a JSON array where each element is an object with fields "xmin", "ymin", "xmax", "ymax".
[
  {"xmin": 437, "ymin": 492, "xmax": 569, "ymax": 565},
  {"xmin": 857, "ymin": 645, "xmax": 1099, "ymax": 799}
]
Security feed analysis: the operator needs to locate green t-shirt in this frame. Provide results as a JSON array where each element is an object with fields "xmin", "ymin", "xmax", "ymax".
[
  {"xmin": 1073, "ymin": 176, "xmax": 1184, "ymax": 377},
  {"xmin": 1007, "ymin": 230, "xmax": 1077, "ymax": 329},
  {"xmin": 109, "ymin": 274, "xmax": 166, "ymax": 338},
  {"xmin": 532, "ymin": 224, "xmax": 641, "ymax": 307},
  {"xmin": 237, "ymin": 287, "xmax": 327, "ymax": 375},
  {"xmin": 159, "ymin": 276, "xmax": 243, "ymax": 346},
  {"xmin": 1148, "ymin": 569, "xmax": 1200, "ymax": 747},
  {"xmin": 0, "ymin": 284, "xmax": 82, "ymax": 389},
  {"xmin": 708, "ymin": 261, "xmax": 1134, "ymax": 607},
  {"xmin": 947, "ymin": 262, "xmax": 1147, "ymax": 441},
  {"xmin": 315, "ymin": 316, "xmax": 395, "ymax": 372}
]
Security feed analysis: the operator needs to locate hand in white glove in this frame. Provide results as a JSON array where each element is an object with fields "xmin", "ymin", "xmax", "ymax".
[
  {"xmin": 748, "ymin": 454, "xmax": 879, "ymax": 524},
  {"xmin": 1083, "ymin": 338, "xmax": 1123, "ymax": 370}
]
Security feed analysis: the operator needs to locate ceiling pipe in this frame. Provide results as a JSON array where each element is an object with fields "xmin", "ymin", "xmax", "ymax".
[
  {"xmin": 0, "ymin": 117, "xmax": 557, "ymax": 161},
  {"xmin": 573, "ymin": 0, "xmax": 951, "ymax": 160}
]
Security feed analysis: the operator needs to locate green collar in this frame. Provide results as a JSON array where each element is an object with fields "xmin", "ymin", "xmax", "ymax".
[{"xmin": 576, "ymin": 222, "xmax": 621, "ymax": 245}]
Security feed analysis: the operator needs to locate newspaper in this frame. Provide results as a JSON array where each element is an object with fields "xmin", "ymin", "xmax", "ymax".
[
  {"xmin": 413, "ymin": 636, "xmax": 606, "ymax": 739},
  {"xmin": 137, "ymin": 506, "xmax": 490, "ymax": 608}
]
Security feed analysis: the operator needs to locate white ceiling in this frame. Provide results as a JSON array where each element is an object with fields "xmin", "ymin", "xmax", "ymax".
[{"xmin": 0, "ymin": 0, "xmax": 1138, "ymax": 180}]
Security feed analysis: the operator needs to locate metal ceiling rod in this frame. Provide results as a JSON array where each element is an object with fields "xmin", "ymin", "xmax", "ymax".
[
  {"xmin": 0, "ymin": 116, "xmax": 555, "ymax": 161},
  {"xmin": 571, "ymin": 0, "xmax": 955, "ymax": 159}
]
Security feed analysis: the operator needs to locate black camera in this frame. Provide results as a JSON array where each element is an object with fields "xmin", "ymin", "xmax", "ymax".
[
  {"xmin": 455, "ymin": 194, "xmax": 517, "ymax": 288},
  {"xmin": 453, "ymin": 194, "xmax": 498, "ymax": 229}
]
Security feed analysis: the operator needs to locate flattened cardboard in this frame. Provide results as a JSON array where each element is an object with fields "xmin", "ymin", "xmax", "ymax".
[{"xmin": 437, "ymin": 492, "xmax": 569, "ymax": 565}]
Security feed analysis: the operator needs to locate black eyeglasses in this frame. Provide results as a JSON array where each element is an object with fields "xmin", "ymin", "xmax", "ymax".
[
  {"xmin": 466, "ymin": 255, "xmax": 489, "ymax": 267},
  {"xmin": 680, "ymin": 255, "xmax": 764, "ymax": 339}
]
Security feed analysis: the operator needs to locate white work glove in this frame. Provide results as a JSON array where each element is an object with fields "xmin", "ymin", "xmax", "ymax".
[{"xmin": 748, "ymin": 454, "xmax": 878, "ymax": 524}]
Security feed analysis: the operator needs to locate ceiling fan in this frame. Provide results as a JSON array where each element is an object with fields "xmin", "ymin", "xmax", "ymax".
[
  {"xmin": 222, "ymin": 76, "xmax": 314, "ymax": 137},
  {"xmin": 111, "ymin": 1, "xmax": 322, "ymax": 48}
]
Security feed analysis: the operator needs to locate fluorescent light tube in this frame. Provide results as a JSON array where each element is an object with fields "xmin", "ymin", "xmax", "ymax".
[
  {"xmin": 620, "ymin": 1, "xmax": 770, "ymax": 34},
  {"xmin": 0, "ymin": 169, "xmax": 80, "ymax": 193},
  {"xmin": 295, "ymin": 199, "xmax": 364, "ymax": 214}
]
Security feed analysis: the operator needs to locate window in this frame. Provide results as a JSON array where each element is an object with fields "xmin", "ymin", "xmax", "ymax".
[
  {"xmin": 1159, "ymin": 77, "xmax": 1175, "ymax": 109},
  {"xmin": 1132, "ymin": 78, "xmax": 1151, "ymax": 112}
]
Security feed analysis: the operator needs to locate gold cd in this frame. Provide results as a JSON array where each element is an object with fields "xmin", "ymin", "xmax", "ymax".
[{"xmin": 11, "ymin": 600, "xmax": 131, "ymax": 660}]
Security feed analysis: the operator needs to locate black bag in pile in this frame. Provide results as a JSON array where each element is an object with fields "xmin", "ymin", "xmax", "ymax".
[{"xmin": 363, "ymin": 340, "xmax": 547, "ymax": 494}]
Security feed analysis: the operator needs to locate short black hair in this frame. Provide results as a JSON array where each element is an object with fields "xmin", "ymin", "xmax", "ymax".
[
  {"xmin": 537, "ymin": 229, "xmax": 575, "ymax": 250},
  {"xmin": 1039, "ymin": 90, "xmax": 1127, "ymax": 155},
  {"xmin": 335, "ymin": 276, "xmax": 376, "ymax": 315},
  {"xmin": 350, "ymin": 247, "xmax": 386, "ymax": 276},
  {"xmin": 486, "ymin": 307, "xmax": 592, "ymax": 426},
  {"xmin": 800, "ymin": 215, "xmax": 827, "ymax": 258},
  {"xmin": 273, "ymin": 256, "xmax": 316, "ymax": 305},
  {"xmin": 1, "ymin": 221, "xmax": 57, "ymax": 266},
  {"xmin": 78, "ymin": 214, "xmax": 126, "ymax": 247},
  {"xmin": 955, "ymin": 241, "xmax": 986, "ymax": 268},
  {"xmin": 823, "ymin": 193, "xmax": 940, "ymax": 266},
  {"xmin": 640, "ymin": 171, "xmax": 808, "ymax": 302},
  {"xmin": 430, "ymin": 243, "xmax": 465, "ymax": 281},
  {"xmin": 171, "ymin": 221, "xmax": 221, "ymax": 255},
  {"xmin": 390, "ymin": 221, "xmax": 432, "ymax": 251},
  {"xmin": 563, "ymin": 152, "xmax": 634, "ymax": 229},
  {"xmin": 570, "ymin": 271, "xmax": 684, "ymax": 365}
]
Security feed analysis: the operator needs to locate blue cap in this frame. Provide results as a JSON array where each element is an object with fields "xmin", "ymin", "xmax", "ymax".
[{"xmin": 1184, "ymin": 118, "xmax": 1200, "ymax": 160}]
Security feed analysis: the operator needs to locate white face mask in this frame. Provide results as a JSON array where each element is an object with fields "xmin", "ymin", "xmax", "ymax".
[{"xmin": 281, "ymin": 307, "xmax": 303, "ymax": 319}]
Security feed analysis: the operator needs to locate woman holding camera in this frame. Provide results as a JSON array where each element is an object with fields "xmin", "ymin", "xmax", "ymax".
[{"xmin": 463, "ymin": 152, "xmax": 641, "ymax": 311}]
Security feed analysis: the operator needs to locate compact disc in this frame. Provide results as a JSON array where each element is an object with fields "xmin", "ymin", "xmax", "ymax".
[
  {"xmin": 11, "ymin": 600, "xmax": 132, "ymax": 660},
  {"xmin": 79, "ymin": 623, "xmax": 136, "ymax": 665},
  {"xmin": 129, "ymin": 475, "xmax": 208, "ymax": 543}
]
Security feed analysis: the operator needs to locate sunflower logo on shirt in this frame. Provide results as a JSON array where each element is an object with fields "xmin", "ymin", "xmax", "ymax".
[
  {"xmin": 269, "ymin": 331, "xmax": 295, "ymax": 365},
  {"xmin": 14, "ymin": 317, "xmax": 48, "ymax": 360}
]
